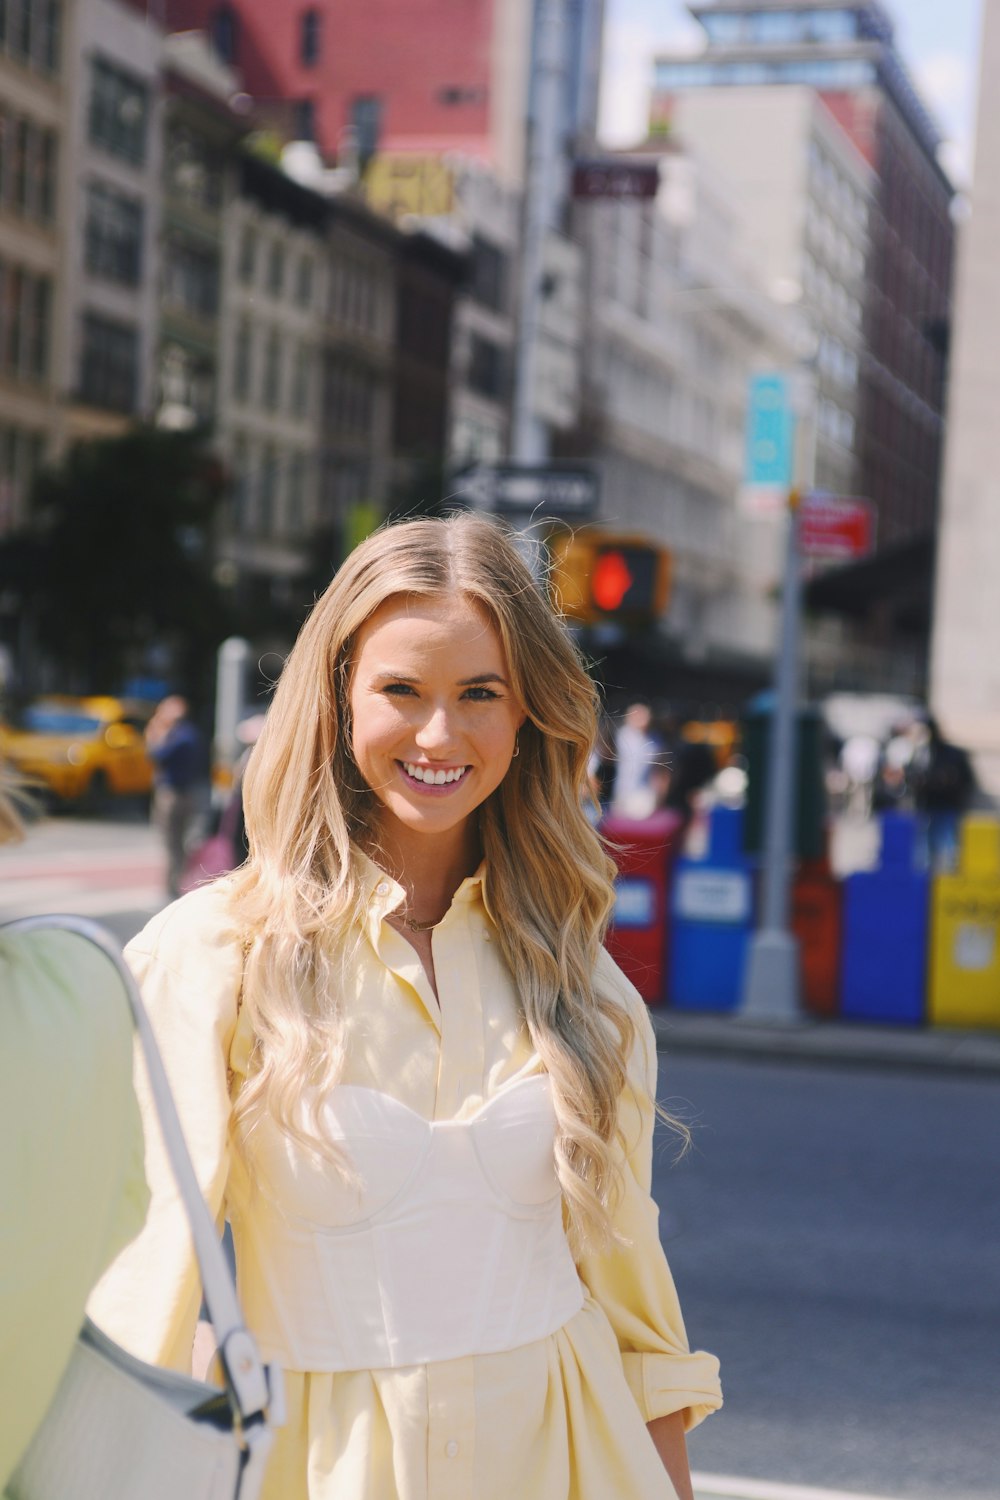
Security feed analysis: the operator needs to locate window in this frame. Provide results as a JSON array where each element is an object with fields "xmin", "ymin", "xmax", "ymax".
[
  {"xmin": 232, "ymin": 318, "xmax": 252, "ymax": 402},
  {"xmin": 467, "ymin": 334, "xmax": 506, "ymax": 400},
  {"xmin": 349, "ymin": 94, "xmax": 382, "ymax": 166},
  {"xmin": 295, "ymin": 253, "xmax": 313, "ymax": 308},
  {"xmin": 163, "ymin": 239, "xmax": 218, "ymax": 319},
  {"xmin": 0, "ymin": 262, "xmax": 50, "ymax": 380},
  {"xmin": 292, "ymin": 98, "xmax": 315, "ymax": 142},
  {"xmin": 267, "ymin": 241, "xmax": 284, "ymax": 297},
  {"xmin": 258, "ymin": 444, "xmax": 277, "ymax": 535},
  {"xmin": 238, "ymin": 225, "xmax": 257, "ymax": 285},
  {"xmin": 211, "ymin": 5, "xmax": 239, "ymax": 64},
  {"xmin": 11, "ymin": 119, "xmax": 27, "ymax": 212},
  {"xmin": 167, "ymin": 127, "xmax": 223, "ymax": 211},
  {"xmin": 262, "ymin": 329, "xmax": 282, "ymax": 406},
  {"xmin": 79, "ymin": 313, "xmax": 138, "ymax": 412},
  {"xmin": 37, "ymin": 129, "xmax": 56, "ymax": 221},
  {"xmin": 469, "ymin": 236, "xmax": 507, "ymax": 313},
  {"xmin": 287, "ymin": 452, "xmax": 306, "ymax": 534},
  {"xmin": 300, "ymin": 8, "xmax": 320, "ymax": 67},
  {"xmin": 89, "ymin": 57, "xmax": 148, "ymax": 166},
  {"xmin": 291, "ymin": 342, "xmax": 311, "ymax": 416},
  {"xmin": 85, "ymin": 182, "xmax": 143, "ymax": 284}
]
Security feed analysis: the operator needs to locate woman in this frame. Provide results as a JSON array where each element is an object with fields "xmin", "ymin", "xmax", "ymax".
[{"xmin": 89, "ymin": 514, "xmax": 721, "ymax": 1500}]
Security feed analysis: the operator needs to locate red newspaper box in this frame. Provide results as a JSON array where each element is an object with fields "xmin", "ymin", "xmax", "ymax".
[
  {"xmin": 792, "ymin": 853, "xmax": 842, "ymax": 1018},
  {"xmin": 602, "ymin": 810, "xmax": 685, "ymax": 1005}
]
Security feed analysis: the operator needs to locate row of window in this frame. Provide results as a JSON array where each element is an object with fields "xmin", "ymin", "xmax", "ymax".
[
  {"xmin": 701, "ymin": 8, "xmax": 861, "ymax": 48},
  {"xmin": 230, "ymin": 434, "xmax": 312, "ymax": 539},
  {"xmin": 328, "ymin": 256, "xmax": 380, "ymax": 334},
  {"xmin": 166, "ymin": 125, "xmax": 225, "ymax": 214},
  {"xmin": 0, "ymin": 260, "xmax": 50, "ymax": 383},
  {"xmin": 164, "ymin": 237, "xmax": 219, "ymax": 321},
  {"xmin": 85, "ymin": 180, "xmax": 143, "ymax": 285},
  {"xmin": 212, "ymin": 6, "xmax": 322, "ymax": 71},
  {"xmin": 654, "ymin": 56, "xmax": 876, "ymax": 92},
  {"xmin": 79, "ymin": 311, "xmax": 137, "ymax": 412},
  {"xmin": 807, "ymin": 141, "xmax": 867, "ymax": 232},
  {"xmin": 0, "ymin": 0, "xmax": 61, "ymax": 77},
  {"xmin": 89, "ymin": 56, "xmax": 149, "ymax": 169},
  {"xmin": 0, "ymin": 109, "xmax": 57, "ymax": 226},
  {"xmin": 232, "ymin": 320, "xmax": 315, "ymax": 416},
  {"xmin": 238, "ymin": 226, "xmax": 316, "ymax": 308},
  {"xmin": 326, "ymin": 362, "xmax": 374, "ymax": 436},
  {"xmin": 0, "ymin": 422, "xmax": 45, "ymax": 532}
]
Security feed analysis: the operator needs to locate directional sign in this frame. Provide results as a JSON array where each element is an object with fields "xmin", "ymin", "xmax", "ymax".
[
  {"xmin": 741, "ymin": 372, "xmax": 796, "ymax": 516},
  {"xmin": 454, "ymin": 464, "xmax": 599, "ymax": 519},
  {"xmin": 798, "ymin": 493, "xmax": 875, "ymax": 560},
  {"xmin": 572, "ymin": 158, "xmax": 660, "ymax": 201}
]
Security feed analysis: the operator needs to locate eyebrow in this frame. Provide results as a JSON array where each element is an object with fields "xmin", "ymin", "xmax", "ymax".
[{"xmin": 372, "ymin": 670, "xmax": 510, "ymax": 688}]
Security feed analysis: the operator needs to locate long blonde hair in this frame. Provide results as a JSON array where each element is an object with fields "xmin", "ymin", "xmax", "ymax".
[{"xmin": 230, "ymin": 512, "xmax": 637, "ymax": 1245}]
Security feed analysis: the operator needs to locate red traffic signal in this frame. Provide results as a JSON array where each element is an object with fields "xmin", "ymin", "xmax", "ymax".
[{"xmin": 550, "ymin": 532, "xmax": 671, "ymax": 625}]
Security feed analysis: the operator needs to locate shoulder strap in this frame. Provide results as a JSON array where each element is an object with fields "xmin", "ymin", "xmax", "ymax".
[{"xmin": 0, "ymin": 913, "xmax": 280, "ymax": 1432}]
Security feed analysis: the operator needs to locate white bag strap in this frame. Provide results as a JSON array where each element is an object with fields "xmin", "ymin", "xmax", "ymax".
[{"xmin": 1, "ymin": 913, "xmax": 282, "ymax": 1434}]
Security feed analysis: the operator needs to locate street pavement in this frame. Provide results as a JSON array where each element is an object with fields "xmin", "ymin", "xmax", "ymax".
[{"xmin": 4, "ymin": 814, "xmax": 999, "ymax": 1500}]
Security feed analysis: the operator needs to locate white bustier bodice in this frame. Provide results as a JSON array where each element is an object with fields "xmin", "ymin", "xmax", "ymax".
[{"xmin": 229, "ymin": 1075, "xmax": 584, "ymax": 1371}]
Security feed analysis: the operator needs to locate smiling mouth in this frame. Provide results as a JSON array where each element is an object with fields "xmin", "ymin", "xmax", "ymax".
[{"xmin": 399, "ymin": 761, "xmax": 470, "ymax": 788}]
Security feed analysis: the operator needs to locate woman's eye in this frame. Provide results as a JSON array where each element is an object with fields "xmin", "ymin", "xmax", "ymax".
[
  {"xmin": 382, "ymin": 683, "xmax": 416, "ymax": 697},
  {"xmin": 463, "ymin": 686, "xmax": 500, "ymax": 702}
]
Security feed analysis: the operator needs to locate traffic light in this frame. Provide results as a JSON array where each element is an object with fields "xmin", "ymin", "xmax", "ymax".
[{"xmin": 549, "ymin": 530, "xmax": 671, "ymax": 626}]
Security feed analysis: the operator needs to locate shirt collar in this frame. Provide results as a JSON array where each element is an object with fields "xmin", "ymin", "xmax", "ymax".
[{"xmin": 351, "ymin": 846, "xmax": 491, "ymax": 932}]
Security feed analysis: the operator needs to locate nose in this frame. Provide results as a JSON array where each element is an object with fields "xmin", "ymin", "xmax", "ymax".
[{"xmin": 414, "ymin": 703, "xmax": 458, "ymax": 754}]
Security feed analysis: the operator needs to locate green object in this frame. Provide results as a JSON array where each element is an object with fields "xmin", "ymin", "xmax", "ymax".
[{"xmin": 743, "ymin": 698, "xmax": 825, "ymax": 861}]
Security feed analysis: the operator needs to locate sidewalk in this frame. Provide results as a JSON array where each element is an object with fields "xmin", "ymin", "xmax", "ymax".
[{"xmin": 651, "ymin": 1008, "xmax": 1000, "ymax": 1076}]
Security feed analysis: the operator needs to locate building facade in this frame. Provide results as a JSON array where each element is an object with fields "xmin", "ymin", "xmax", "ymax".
[
  {"xmin": 59, "ymin": 0, "xmax": 165, "ymax": 440},
  {"xmin": 650, "ymin": 0, "xmax": 954, "ymax": 693},
  {"xmin": 0, "ymin": 0, "xmax": 67, "ymax": 532},
  {"xmin": 930, "ymin": 0, "xmax": 1000, "ymax": 789},
  {"xmin": 565, "ymin": 148, "xmax": 793, "ymax": 697},
  {"xmin": 216, "ymin": 151, "xmax": 328, "ymax": 611}
]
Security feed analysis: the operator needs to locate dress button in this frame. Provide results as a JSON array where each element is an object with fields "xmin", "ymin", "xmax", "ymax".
[
  {"xmin": 445, "ymin": 1440, "xmax": 459, "ymax": 1459},
  {"xmin": 376, "ymin": 882, "xmax": 390, "ymax": 895}
]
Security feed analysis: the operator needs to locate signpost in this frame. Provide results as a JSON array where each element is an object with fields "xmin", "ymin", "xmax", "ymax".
[
  {"xmin": 454, "ymin": 463, "xmax": 599, "ymax": 519},
  {"xmin": 798, "ymin": 493, "xmax": 875, "ymax": 560}
]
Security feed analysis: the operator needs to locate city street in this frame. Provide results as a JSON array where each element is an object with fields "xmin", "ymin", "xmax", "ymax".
[
  {"xmin": 4, "ymin": 817, "xmax": 999, "ymax": 1500},
  {"xmin": 660, "ymin": 1054, "xmax": 1000, "ymax": 1500}
]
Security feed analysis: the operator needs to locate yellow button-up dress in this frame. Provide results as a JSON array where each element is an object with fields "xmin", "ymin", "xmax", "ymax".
[{"xmin": 88, "ymin": 855, "xmax": 721, "ymax": 1500}]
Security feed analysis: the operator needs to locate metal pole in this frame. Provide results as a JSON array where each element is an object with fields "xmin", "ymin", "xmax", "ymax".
[
  {"xmin": 741, "ymin": 368, "xmax": 815, "ymax": 1021},
  {"xmin": 510, "ymin": 0, "xmax": 567, "ymax": 465}
]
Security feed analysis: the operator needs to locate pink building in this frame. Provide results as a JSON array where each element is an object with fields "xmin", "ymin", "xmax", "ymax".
[{"xmin": 163, "ymin": 0, "xmax": 534, "ymax": 175}]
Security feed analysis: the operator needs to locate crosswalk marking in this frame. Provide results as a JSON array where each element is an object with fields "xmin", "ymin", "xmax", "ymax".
[{"xmin": 694, "ymin": 1474, "xmax": 907, "ymax": 1500}]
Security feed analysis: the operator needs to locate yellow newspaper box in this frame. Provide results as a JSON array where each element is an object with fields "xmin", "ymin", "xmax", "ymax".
[{"xmin": 928, "ymin": 817, "xmax": 1000, "ymax": 1028}]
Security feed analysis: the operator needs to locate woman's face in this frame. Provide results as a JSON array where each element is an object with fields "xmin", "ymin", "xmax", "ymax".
[{"xmin": 348, "ymin": 593, "xmax": 526, "ymax": 851}]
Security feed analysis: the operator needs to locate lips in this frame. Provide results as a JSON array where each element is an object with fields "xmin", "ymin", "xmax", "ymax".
[{"xmin": 399, "ymin": 761, "xmax": 470, "ymax": 788}]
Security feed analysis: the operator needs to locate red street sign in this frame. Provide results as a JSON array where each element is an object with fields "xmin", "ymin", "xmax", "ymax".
[
  {"xmin": 798, "ymin": 493, "xmax": 875, "ymax": 560},
  {"xmin": 572, "ymin": 159, "xmax": 660, "ymax": 200}
]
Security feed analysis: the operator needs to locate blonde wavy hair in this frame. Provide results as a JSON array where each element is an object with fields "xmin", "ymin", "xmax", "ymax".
[{"xmin": 230, "ymin": 512, "xmax": 642, "ymax": 1246}]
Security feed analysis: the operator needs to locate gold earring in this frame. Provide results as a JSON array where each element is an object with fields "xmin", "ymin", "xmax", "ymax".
[{"xmin": 512, "ymin": 733, "xmax": 520, "ymax": 758}]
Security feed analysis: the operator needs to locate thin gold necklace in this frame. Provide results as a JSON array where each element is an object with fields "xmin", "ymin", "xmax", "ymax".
[{"xmin": 398, "ymin": 912, "xmax": 445, "ymax": 933}]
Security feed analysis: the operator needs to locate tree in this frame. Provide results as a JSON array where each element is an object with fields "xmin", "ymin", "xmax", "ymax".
[{"xmin": 0, "ymin": 427, "xmax": 234, "ymax": 696}]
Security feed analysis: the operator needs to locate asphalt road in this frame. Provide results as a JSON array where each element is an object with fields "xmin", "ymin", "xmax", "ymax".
[{"xmin": 656, "ymin": 1052, "xmax": 1000, "ymax": 1500}]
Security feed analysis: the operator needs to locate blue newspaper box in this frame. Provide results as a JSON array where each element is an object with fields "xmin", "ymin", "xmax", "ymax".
[
  {"xmin": 841, "ymin": 814, "xmax": 929, "ymax": 1024},
  {"xmin": 668, "ymin": 805, "xmax": 753, "ymax": 1011}
]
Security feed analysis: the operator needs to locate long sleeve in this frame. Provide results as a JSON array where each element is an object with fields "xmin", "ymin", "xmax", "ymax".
[
  {"xmin": 575, "ymin": 950, "xmax": 723, "ymax": 1431},
  {"xmin": 86, "ymin": 884, "xmax": 243, "ymax": 1374}
]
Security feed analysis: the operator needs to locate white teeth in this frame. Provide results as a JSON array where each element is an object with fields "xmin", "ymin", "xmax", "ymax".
[{"xmin": 403, "ymin": 762, "xmax": 467, "ymax": 785}]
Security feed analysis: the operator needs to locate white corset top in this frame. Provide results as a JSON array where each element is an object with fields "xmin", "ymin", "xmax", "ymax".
[{"xmin": 230, "ymin": 1075, "xmax": 585, "ymax": 1371}]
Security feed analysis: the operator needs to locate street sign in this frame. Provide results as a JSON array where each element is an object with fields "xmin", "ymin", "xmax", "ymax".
[
  {"xmin": 454, "ymin": 464, "xmax": 599, "ymax": 518},
  {"xmin": 572, "ymin": 158, "xmax": 660, "ymax": 201},
  {"xmin": 740, "ymin": 373, "xmax": 796, "ymax": 515},
  {"xmin": 798, "ymin": 493, "xmax": 875, "ymax": 560}
]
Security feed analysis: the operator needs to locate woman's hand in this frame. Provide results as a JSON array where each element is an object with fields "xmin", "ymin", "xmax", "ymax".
[{"xmin": 646, "ymin": 1411, "xmax": 695, "ymax": 1500}]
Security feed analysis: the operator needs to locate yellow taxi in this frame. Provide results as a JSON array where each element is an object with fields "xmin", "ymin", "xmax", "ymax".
[{"xmin": 0, "ymin": 695, "xmax": 155, "ymax": 806}]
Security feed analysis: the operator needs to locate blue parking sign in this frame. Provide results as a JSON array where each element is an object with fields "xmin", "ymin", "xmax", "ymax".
[{"xmin": 744, "ymin": 373, "xmax": 795, "ymax": 490}]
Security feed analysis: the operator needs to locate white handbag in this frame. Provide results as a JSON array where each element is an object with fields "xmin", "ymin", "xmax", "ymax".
[{"xmin": 4, "ymin": 914, "xmax": 284, "ymax": 1500}]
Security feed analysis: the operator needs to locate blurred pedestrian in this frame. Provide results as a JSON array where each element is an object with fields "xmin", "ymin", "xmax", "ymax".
[
  {"xmin": 90, "ymin": 514, "xmax": 721, "ymax": 1500},
  {"xmin": 0, "ymin": 770, "xmax": 148, "ymax": 1488},
  {"xmin": 910, "ymin": 715, "xmax": 976, "ymax": 869},
  {"xmin": 145, "ymin": 694, "xmax": 205, "ymax": 898},
  {"xmin": 611, "ymin": 702, "xmax": 662, "ymax": 818}
]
